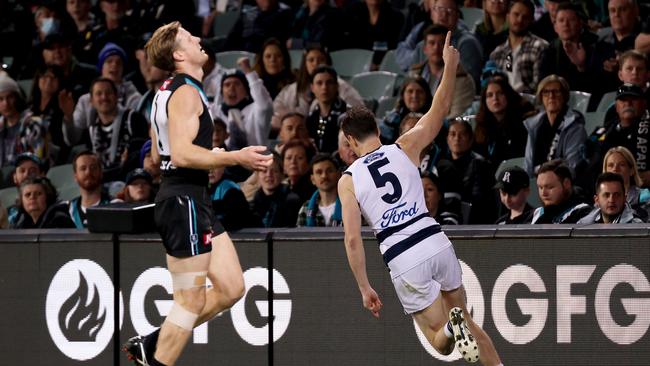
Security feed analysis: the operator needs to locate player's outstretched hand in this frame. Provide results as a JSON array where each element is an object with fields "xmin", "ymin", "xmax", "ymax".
[
  {"xmin": 237, "ymin": 146, "xmax": 273, "ymax": 171},
  {"xmin": 362, "ymin": 287, "xmax": 383, "ymax": 318},
  {"xmin": 442, "ymin": 31, "xmax": 459, "ymax": 69}
]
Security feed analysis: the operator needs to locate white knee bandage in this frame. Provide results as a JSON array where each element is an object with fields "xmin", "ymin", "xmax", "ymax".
[
  {"xmin": 166, "ymin": 302, "xmax": 200, "ymax": 331},
  {"xmin": 171, "ymin": 271, "xmax": 208, "ymax": 291}
]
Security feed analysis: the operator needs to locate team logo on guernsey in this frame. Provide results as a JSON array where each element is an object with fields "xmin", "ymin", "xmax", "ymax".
[
  {"xmin": 46, "ymin": 259, "xmax": 123, "ymax": 360},
  {"xmin": 363, "ymin": 152, "xmax": 385, "ymax": 164},
  {"xmin": 160, "ymin": 78, "xmax": 172, "ymax": 91},
  {"xmin": 203, "ymin": 231, "xmax": 213, "ymax": 246}
]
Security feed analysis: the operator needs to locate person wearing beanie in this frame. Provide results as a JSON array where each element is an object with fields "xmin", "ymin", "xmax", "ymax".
[
  {"xmin": 211, "ymin": 57, "xmax": 273, "ymax": 150},
  {"xmin": 0, "ymin": 76, "xmax": 48, "ymax": 167}
]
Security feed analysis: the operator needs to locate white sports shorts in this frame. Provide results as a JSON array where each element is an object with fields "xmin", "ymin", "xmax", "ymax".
[{"xmin": 390, "ymin": 245, "xmax": 463, "ymax": 314}]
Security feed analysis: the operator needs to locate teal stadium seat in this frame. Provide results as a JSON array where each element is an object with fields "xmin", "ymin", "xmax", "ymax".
[
  {"xmin": 350, "ymin": 71, "xmax": 398, "ymax": 101},
  {"xmin": 289, "ymin": 49, "xmax": 303, "ymax": 71},
  {"xmin": 0, "ymin": 187, "xmax": 17, "ymax": 209},
  {"xmin": 379, "ymin": 50, "xmax": 403, "ymax": 75},
  {"xmin": 213, "ymin": 10, "xmax": 240, "ymax": 39},
  {"xmin": 375, "ymin": 96, "xmax": 398, "ymax": 119},
  {"xmin": 460, "ymin": 7, "xmax": 484, "ymax": 31},
  {"xmin": 46, "ymin": 163, "xmax": 76, "ymax": 190},
  {"xmin": 569, "ymin": 91, "xmax": 591, "ymax": 115},
  {"xmin": 215, "ymin": 50, "xmax": 255, "ymax": 69},
  {"xmin": 330, "ymin": 49, "xmax": 373, "ymax": 79}
]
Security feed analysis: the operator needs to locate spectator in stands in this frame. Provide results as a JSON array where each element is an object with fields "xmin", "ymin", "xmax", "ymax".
[
  {"xmin": 6, "ymin": 153, "xmax": 48, "ymax": 227},
  {"xmin": 224, "ymin": 0, "xmax": 293, "ymax": 53},
  {"xmin": 396, "ymin": 0, "xmax": 483, "ymax": 88},
  {"xmin": 134, "ymin": 48, "xmax": 170, "ymax": 123},
  {"xmin": 0, "ymin": 0, "xmax": 33, "ymax": 78},
  {"xmin": 90, "ymin": 0, "xmax": 138, "ymax": 68},
  {"xmin": 399, "ymin": 112, "xmax": 443, "ymax": 174},
  {"xmin": 494, "ymin": 166, "xmax": 534, "ymax": 224},
  {"xmin": 332, "ymin": 129, "xmax": 359, "ymax": 170},
  {"xmin": 306, "ymin": 65, "xmax": 347, "ymax": 154},
  {"xmin": 0, "ymin": 75, "xmax": 48, "ymax": 167},
  {"xmin": 251, "ymin": 152, "xmax": 302, "ymax": 227},
  {"xmin": 345, "ymin": 0, "xmax": 405, "ymax": 68},
  {"xmin": 636, "ymin": 25, "xmax": 650, "ymax": 54},
  {"xmin": 65, "ymin": 0, "xmax": 97, "ymax": 64},
  {"xmin": 275, "ymin": 112, "xmax": 309, "ymax": 154},
  {"xmin": 618, "ymin": 50, "xmax": 649, "ymax": 103},
  {"xmin": 114, "ymin": 168, "xmax": 154, "ymax": 204},
  {"xmin": 577, "ymin": 172, "xmax": 643, "ymax": 223},
  {"xmin": 139, "ymin": 140, "xmax": 161, "ymax": 188},
  {"xmin": 490, "ymin": 0, "xmax": 548, "ymax": 94},
  {"xmin": 37, "ymin": 33, "xmax": 97, "ymax": 99},
  {"xmin": 531, "ymin": 0, "xmax": 559, "ymax": 43},
  {"xmin": 602, "ymin": 146, "xmax": 650, "ymax": 217},
  {"xmin": 296, "ymin": 154, "xmax": 342, "ymax": 227},
  {"xmin": 68, "ymin": 42, "xmax": 142, "ymax": 138},
  {"xmin": 11, "ymin": 177, "xmax": 75, "ymax": 229},
  {"xmin": 208, "ymin": 165, "xmax": 257, "ymax": 231},
  {"xmin": 474, "ymin": 0, "xmax": 509, "ymax": 62},
  {"xmin": 379, "ymin": 77, "xmax": 433, "ymax": 144},
  {"xmin": 436, "ymin": 119, "xmax": 497, "ymax": 224},
  {"xmin": 67, "ymin": 151, "xmax": 111, "ymax": 229},
  {"xmin": 212, "ymin": 59, "xmax": 273, "ymax": 150},
  {"xmin": 29, "ymin": 64, "xmax": 69, "ymax": 164},
  {"xmin": 541, "ymin": 2, "xmax": 618, "ymax": 96},
  {"xmin": 254, "ymin": 38, "xmax": 296, "ymax": 99},
  {"xmin": 531, "ymin": 159, "xmax": 591, "ymax": 223},
  {"xmin": 524, "ymin": 75, "xmax": 587, "ymax": 176},
  {"xmin": 66, "ymin": 78, "xmax": 148, "ymax": 180},
  {"xmin": 598, "ymin": 0, "xmax": 641, "ymax": 56},
  {"xmin": 272, "ymin": 46, "xmax": 363, "ymax": 134},
  {"xmin": 474, "ymin": 76, "xmax": 536, "ymax": 165},
  {"xmin": 421, "ymin": 171, "xmax": 461, "ymax": 225},
  {"xmin": 282, "ymin": 138, "xmax": 316, "ymax": 202},
  {"xmin": 597, "ymin": 84, "xmax": 650, "ymax": 186},
  {"xmin": 410, "ymin": 25, "xmax": 476, "ymax": 119},
  {"xmin": 288, "ymin": 0, "xmax": 345, "ymax": 51},
  {"xmin": 32, "ymin": 3, "xmax": 72, "ymax": 46}
]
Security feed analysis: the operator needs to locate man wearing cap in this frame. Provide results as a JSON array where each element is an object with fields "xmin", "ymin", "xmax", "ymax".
[
  {"xmin": 494, "ymin": 166, "xmax": 535, "ymax": 224},
  {"xmin": 578, "ymin": 172, "xmax": 644, "ymax": 224},
  {"xmin": 62, "ymin": 42, "xmax": 142, "ymax": 147},
  {"xmin": 597, "ymin": 83, "xmax": 650, "ymax": 186},
  {"xmin": 211, "ymin": 57, "xmax": 273, "ymax": 151}
]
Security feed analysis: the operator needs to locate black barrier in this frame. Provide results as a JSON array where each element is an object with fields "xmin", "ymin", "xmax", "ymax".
[{"xmin": 0, "ymin": 225, "xmax": 649, "ymax": 365}]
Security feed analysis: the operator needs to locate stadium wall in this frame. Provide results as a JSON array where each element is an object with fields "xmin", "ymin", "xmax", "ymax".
[{"xmin": 0, "ymin": 225, "xmax": 649, "ymax": 365}]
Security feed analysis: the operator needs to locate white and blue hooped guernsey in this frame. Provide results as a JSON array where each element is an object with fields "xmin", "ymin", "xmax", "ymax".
[{"xmin": 344, "ymin": 144, "xmax": 451, "ymax": 277}]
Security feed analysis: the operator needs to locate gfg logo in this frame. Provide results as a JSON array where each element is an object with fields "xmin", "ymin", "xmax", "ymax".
[{"xmin": 45, "ymin": 259, "xmax": 123, "ymax": 361}]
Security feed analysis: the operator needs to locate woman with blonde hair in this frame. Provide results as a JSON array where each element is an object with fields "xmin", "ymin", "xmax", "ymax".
[{"xmin": 602, "ymin": 146, "xmax": 650, "ymax": 211}]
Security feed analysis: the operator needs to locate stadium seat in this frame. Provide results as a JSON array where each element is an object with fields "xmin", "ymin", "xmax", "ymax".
[
  {"xmin": 0, "ymin": 187, "xmax": 17, "ymax": 209},
  {"xmin": 460, "ymin": 7, "xmax": 484, "ymax": 31},
  {"xmin": 520, "ymin": 92, "xmax": 536, "ymax": 106},
  {"xmin": 47, "ymin": 163, "xmax": 75, "ymax": 190},
  {"xmin": 0, "ymin": 165, "xmax": 15, "ymax": 189},
  {"xmin": 350, "ymin": 71, "xmax": 398, "ymax": 101},
  {"xmin": 375, "ymin": 96, "xmax": 398, "ymax": 119},
  {"xmin": 289, "ymin": 49, "xmax": 303, "ymax": 71},
  {"xmin": 57, "ymin": 184, "xmax": 80, "ymax": 202},
  {"xmin": 330, "ymin": 49, "xmax": 373, "ymax": 79},
  {"xmin": 494, "ymin": 156, "xmax": 525, "ymax": 180},
  {"xmin": 460, "ymin": 201, "xmax": 472, "ymax": 224},
  {"xmin": 569, "ymin": 91, "xmax": 591, "ymax": 115},
  {"xmin": 17, "ymin": 79, "xmax": 33, "ymax": 101},
  {"xmin": 596, "ymin": 91, "xmax": 616, "ymax": 114},
  {"xmin": 215, "ymin": 50, "xmax": 255, "ymax": 69},
  {"xmin": 527, "ymin": 177, "xmax": 542, "ymax": 208},
  {"xmin": 212, "ymin": 10, "xmax": 240, "ymax": 39},
  {"xmin": 584, "ymin": 111, "xmax": 606, "ymax": 135},
  {"xmin": 379, "ymin": 50, "xmax": 404, "ymax": 75}
]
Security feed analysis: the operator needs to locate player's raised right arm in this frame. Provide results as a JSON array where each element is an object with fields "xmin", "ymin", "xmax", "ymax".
[
  {"xmin": 167, "ymin": 85, "xmax": 272, "ymax": 171},
  {"xmin": 396, "ymin": 31, "xmax": 459, "ymax": 165}
]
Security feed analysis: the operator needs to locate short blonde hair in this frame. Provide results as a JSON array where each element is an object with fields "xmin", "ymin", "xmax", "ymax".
[
  {"xmin": 536, "ymin": 74, "xmax": 570, "ymax": 105},
  {"xmin": 602, "ymin": 146, "xmax": 643, "ymax": 187},
  {"xmin": 145, "ymin": 21, "xmax": 181, "ymax": 72}
]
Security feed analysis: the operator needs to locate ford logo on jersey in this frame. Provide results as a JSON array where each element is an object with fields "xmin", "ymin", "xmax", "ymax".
[
  {"xmin": 363, "ymin": 152, "xmax": 385, "ymax": 164},
  {"xmin": 380, "ymin": 201, "xmax": 418, "ymax": 228}
]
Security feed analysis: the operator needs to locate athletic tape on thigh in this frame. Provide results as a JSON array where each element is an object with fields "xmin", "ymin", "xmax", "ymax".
[
  {"xmin": 166, "ymin": 302, "xmax": 199, "ymax": 331},
  {"xmin": 171, "ymin": 271, "xmax": 208, "ymax": 291}
]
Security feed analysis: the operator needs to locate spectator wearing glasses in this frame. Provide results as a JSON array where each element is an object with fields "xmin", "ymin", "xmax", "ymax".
[
  {"xmin": 306, "ymin": 65, "xmax": 347, "ymax": 154},
  {"xmin": 577, "ymin": 172, "xmax": 644, "ymax": 224},
  {"xmin": 523, "ymin": 75, "xmax": 587, "ymax": 176},
  {"xmin": 490, "ymin": 0, "xmax": 548, "ymax": 94},
  {"xmin": 396, "ymin": 0, "xmax": 483, "ymax": 88}
]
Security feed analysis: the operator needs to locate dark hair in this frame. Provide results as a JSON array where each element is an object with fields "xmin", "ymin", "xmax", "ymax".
[
  {"xmin": 310, "ymin": 153, "xmax": 340, "ymax": 173},
  {"xmin": 396, "ymin": 77, "xmax": 433, "ymax": 112},
  {"xmin": 280, "ymin": 112, "xmax": 305, "ymax": 125},
  {"xmin": 399, "ymin": 112, "xmax": 424, "ymax": 135},
  {"xmin": 269, "ymin": 151, "xmax": 283, "ymax": 172},
  {"xmin": 19, "ymin": 176, "xmax": 58, "ymax": 208},
  {"xmin": 281, "ymin": 138, "xmax": 316, "ymax": 163},
  {"xmin": 508, "ymin": 0, "xmax": 535, "ymax": 14},
  {"xmin": 537, "ymin": 159, "xmax": 573, "ymax": 183},
  {"xmin": 423, "ymin": 24, "xmax": 449, "ymax": 39},
  {"xmin": 340, "ymin": 106, "xmax": 378, "ymax": 142},
  {"xmin": 595, "ymin": 172, "xmax": 625, "ymax": 194},
  {"xmin": 310, "ymin": 64, "xmax": 338, "ymax": 83},
  {"xmin": 213, "ymin": 116, "xmax": 227, "ymax": 130},
  {"xmin": 90, "ymin": 77, "xmax": 118, "ymax": 96},
  {"xmin": 30, "ymin": 64, "xmax": 65, "ymax": 109},
  {"xmin": 421, "ymin": 170, "xmax": 444, "ymax": 196},
  {"xmin": 254, "ymin": 37, "xmax": 295, "ymax": 92},
  {"xmin": 447, "ymin": 118, "xmax": 474, "ymax": 138},
  {"xmin": 556, "ymin": 2, "xmax": 586, "ymax": 21},
  {"xmin": 72, "ymin": 150, "xmax": 98, "ymax": 172},
  {"xmin": 475, "ymin": 76, "xmax": 534, "ymax": 145},
  {"xmin": 296, "ymin": 45, "xmax": 332, "ymax": 99}
]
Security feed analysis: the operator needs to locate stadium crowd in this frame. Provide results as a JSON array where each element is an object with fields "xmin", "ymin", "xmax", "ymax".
[{"xmin": 0, "ymin": 0, "xmax": 649, "ymax": 229}]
